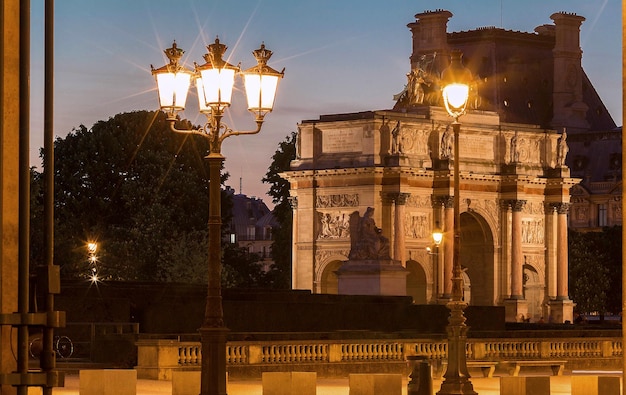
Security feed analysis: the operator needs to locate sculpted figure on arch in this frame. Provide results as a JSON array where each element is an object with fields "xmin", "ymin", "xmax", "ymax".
[{"xmin": 348, "ymin": 207, "xmax": 391, "ymax": 261}]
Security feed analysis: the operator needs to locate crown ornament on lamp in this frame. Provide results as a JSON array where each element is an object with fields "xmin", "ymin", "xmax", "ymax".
[{"xmin": 151, "ymin": 38, "xmax": 284, "ymax": 154}]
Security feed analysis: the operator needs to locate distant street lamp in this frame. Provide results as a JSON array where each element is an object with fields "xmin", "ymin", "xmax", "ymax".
[
  {"xmin": 429, "ymin": 224, "xmax": 443, "ymax": 301},
  {"xmin": 86, "ymin": 242, "xmax": 98, "ymax": 283},
  {"xmin": 437, "ymin": 49, "xmax": 477, "ymax": 395},
  {"xmin": 432, "ymin": 224, "xmax": 443, "ymax": 249},
  {"xmin": 151, "ymin": 38, "xmax": 283, "ymax": 395}
]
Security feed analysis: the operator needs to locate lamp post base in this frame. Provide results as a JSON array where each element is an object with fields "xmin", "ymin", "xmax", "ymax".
[
  {"xmin": 199, "ymin": 327, "xmax": 230, "ymax": 395},
  {"xmin": 436, "ymin": 301, "xmax": 477, "ymax": 395}
]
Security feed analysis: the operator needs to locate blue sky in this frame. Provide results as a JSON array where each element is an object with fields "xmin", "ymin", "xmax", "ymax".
[{"xmin": 29, "ymin": 0, "xmax": 621, "ymax": 204}]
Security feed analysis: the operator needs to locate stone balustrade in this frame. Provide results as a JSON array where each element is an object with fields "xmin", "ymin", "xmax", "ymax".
[{"xmin": 135, "ymin": 336, "xmax": 623, "ymax": 380}]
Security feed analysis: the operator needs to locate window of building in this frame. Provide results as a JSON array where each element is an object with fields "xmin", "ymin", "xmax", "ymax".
[
  {"xmin": 598, "ymin": 203, "xmax": 608, "ymax": 227},
  {"xmin": 247, "ymin": 226, "xmax": 256, "ymax": 240}
]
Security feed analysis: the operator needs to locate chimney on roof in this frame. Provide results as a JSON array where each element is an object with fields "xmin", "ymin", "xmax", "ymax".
[
  {"xmin": 408, "ymin": 9, "xmax": 452, "ymax": 73},
  {"xmin": 550, "ymin": 12, "xmax": 590, "ymax": 133}
]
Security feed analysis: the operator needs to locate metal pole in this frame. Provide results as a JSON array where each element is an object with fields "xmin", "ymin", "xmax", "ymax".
[
  {"xmin": 436, "ymin": 120, "xmax": 476, "ymax": 395},
  {"xmin": 199, "ymin": 114, "xmax": 228, "ymax": 395},
  {"xmin": 42, "ymin": 1, "xmax": 57, "ymax": 390},
  {"xmin": 17, "ymin": 1, "xmax": 31, "ymax": 394}
]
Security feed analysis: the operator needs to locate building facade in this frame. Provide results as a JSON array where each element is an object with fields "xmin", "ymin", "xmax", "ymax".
[
  {"xmin": 225, "ymin": 188, "xmax": 277, "ymax": 272},
  {"xmin": 282, "ymin": 10, "xmax": 618, "ymax": 323}
]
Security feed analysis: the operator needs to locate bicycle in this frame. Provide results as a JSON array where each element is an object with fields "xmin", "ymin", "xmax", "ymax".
[{"xmin": 29, "ymin": 335, "xmax": 74, "ymax": 359}]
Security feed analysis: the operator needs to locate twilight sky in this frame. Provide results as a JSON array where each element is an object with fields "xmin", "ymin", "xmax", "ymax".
[{"xmin": 29, "ymin": 0, "xmax": 621, "ymax": 206}]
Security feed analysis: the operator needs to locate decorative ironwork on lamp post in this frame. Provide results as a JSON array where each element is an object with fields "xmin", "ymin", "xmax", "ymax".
[
  {"xmin": 151, "ymin": 38, "xmax": 283, "ymax": 395},
  {"xmin": 436, "ymin": 49, "xmax": 477, "ymax": 395}
]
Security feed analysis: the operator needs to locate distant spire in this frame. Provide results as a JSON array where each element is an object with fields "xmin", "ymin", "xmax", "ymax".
[{"xmin": 239, "ymin": 176, "xmax": 242, "ymax": 195}]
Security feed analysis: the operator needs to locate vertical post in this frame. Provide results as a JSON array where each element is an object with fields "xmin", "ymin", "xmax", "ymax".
[
  {"xmin": 199, "ymin": 151, "xmax": 228, "ymax": 395},
  {"xmin": 442, "ymin": 197, "xmax": 454, "ymax": 300},
  {"xmin": 1, "ymin": 0, "xmax": 22, "ymax": 393},
  {"xmin": 436, "ymin": 120, "xmax": 476, "ymax": 395},
  {"xmin": 17, "ymin": 1, "xmax": 31, "ymax": 394},
  {"xmin": 42, "ymin": 1, "xmax": 57, "ymax": 392}
]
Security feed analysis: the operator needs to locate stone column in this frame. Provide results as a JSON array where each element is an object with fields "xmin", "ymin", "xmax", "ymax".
[
  {"xmin": 441, "ymin": 196, "xmax": 454, "ymax": 300},
  {"xmin": 288, "ymin": 196, "xmax": 298, "ymax": 289},
  {"xmin": 503, "ymin": 200, "xmax": 528, "ymax": 322},
  {"xmin": 509, "ymin": 200, "xmax": 526, "ymax": 299},
  {"xmin": 555, "ymin": 203, "xmax": 570, "ymax": 300},
  {"xmin": 549, "ymin": 202, "xmax": 574, "ymax": 323},
  {"xmin": 391, "ymin": 193, "xmax": 409, "ymax": 266}
]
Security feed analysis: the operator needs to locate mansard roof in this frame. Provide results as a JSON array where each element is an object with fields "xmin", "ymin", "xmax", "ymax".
[{"xmin": 446, "ymin": 26, "xmax": 615, "ymax": 131}]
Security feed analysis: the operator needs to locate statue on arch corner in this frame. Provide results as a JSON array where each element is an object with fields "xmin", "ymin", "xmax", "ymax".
[{"xmin": 348, "ymin": 207, "xmax": 391, "ymax": 261}]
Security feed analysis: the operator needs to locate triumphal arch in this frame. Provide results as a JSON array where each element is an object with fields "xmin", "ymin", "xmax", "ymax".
[{"xmin": 282, "ymin": 10, "xmax": 593, "ymax": 323}]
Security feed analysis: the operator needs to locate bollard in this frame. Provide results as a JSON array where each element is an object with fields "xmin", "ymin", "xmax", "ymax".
[{"xmin": 407, "ymin": 355, "xmax": 433, "ymax": 395}]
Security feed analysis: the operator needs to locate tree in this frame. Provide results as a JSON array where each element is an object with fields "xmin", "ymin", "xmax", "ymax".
[
  {"xmin": 568, "ymin": 226, "xmax": 622, "ymax": 316},
  {"xmin": 30, "ymin": 110, "xmax": 250, "ymax": 283},
  {"xmin": 262, "ymin": 132, "xmax": 297, "ymax": 288}
]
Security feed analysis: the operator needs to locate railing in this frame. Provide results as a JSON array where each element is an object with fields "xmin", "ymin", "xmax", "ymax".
[{"xmin": 135, "ymin": 336, "xmax": 623, "ymax": 380}]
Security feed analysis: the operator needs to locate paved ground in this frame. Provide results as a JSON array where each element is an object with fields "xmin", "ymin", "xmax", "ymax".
[{"xmin": 44, "ymin": 373, "xmax": 621, "ymax": 394}]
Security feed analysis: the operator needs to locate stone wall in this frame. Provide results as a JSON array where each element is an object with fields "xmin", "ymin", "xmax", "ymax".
[{"xmin": 56, "ymin": 281, "xmax": 504, "ymax": 335}]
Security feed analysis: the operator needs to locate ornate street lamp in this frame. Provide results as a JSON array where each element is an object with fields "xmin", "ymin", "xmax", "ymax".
[
  {"xmin": 437, "ymin": 49, "xmax": 477, "ymax": 395},
  {"xmin": 151, "ymin": 38, "xmax": 283, "ymax": 395}
]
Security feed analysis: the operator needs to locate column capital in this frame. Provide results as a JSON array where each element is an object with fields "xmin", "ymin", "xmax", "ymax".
[
  {"xmin": 501, "ymin": 199, "xmax": 527, "ymax": 212},
  {"xmin": 383, "ymin": 192, "xmax": 411, "ymax": 204},
  {"xmin": 550, "ymin": 202, "xmax": 571, "ymax": 214},
  {"xmin": 433, "ymin": 195, "xmax": 454, "ymax": 209}
]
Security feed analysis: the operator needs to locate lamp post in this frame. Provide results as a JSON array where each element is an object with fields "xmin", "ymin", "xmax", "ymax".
[
  {"xmin": 437, "ymin": 49, "xmax": 477, "ymax": 395},
  {"xmin": 430, "ymin": 225, "xmax": 443, "ymax": 301},
  {"xmin": 151, "ymin": 38, "xmax": 283, "ymax": 395}
]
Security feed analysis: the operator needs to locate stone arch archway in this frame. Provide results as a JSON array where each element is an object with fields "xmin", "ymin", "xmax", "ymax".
[
  {"xmin": 319, "ymin": 260, "xmax": 343, "ymax": 294},
  {"xmin": 523, "ymin": 264, "xmax": 544, "ymax": 322},
  {"xmin": 460, "ymin": 211, "xmax": 495, "ymax": 305},
  {"xmin": 406, "ymin": 260, "xmax": 428, "ymax": 303}
]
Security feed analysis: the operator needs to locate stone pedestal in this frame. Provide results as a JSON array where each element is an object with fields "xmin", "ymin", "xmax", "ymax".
[
  {"xmin": 549, "ymin": 299, "xmax": 574, "ymax": 324},
  {"xmin": 79, "ymin": 369, "xmax": 137, "ymax": 395},
  {"xmin": 262, "ymin": 372, "xmax": 316, "ymax": 395},
  {"xmin": 504, "ymin": 298, "xmax": 528, "ymax": 322},
  {"xmin": 499, "ymin": 376, "xmax": 550, "ymax": 395},
  {"xmin": 571, "ymin": 375, "xmax": 621, "ymax": 395},
  {"xmin": 349, "ymin": 373, "xmax": 402, "ymax": 395},
  {"xmin": 336, "ymin": 259, "xmax": 408, "ymax": 296},
  {"xmin": 171, "ymin": 370, "xmax": 201, "ymax": 395}
]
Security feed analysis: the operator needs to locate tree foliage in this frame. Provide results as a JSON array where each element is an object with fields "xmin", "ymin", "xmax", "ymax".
[
  {"xmin": 30, "ymin": 110, "xmax": 268, "ymax": 285},
  {"xmin": 262, "ymin": 132, "xmax": 297, "ymax": 288},
  {"xmin": 568, "ymin": 226, "xmax": 622, "ymax": 315}
]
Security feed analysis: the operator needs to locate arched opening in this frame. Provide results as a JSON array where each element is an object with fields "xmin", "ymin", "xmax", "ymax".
[
  {"xmin": 523, "ymin": 264, "xmax": 544, "ymax": 322},
  {"xmin": 320, "ymin": 260, "xmax": 342, "ymax": 294},
  {"xmin": 406, "ymin": 260, "xmax": 427, "ymax": 304},
  {"xmin": 460, "ymin": 211, "xmax": 495, "ymax": 305}
]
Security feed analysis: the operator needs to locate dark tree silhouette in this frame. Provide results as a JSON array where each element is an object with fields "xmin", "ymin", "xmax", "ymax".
[
  {"xmin": 30, "ymin": 110, "xmax": 251, "ymax": 284},
  {"xmin": 262, "ymin": 132, "xmax": 297, "ymax": 288}
]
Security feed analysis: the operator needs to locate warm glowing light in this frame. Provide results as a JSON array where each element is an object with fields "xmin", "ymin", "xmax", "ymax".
[
  {"xmin": 198, "ymin": 67, "xmax": 236, "ymax": 110},
  {"xmin": 90, "ymin": 274, "xmax": 99, "ymax": 284},
  {"xmin": 155, "ymin": 71, "xmax": 193, "ymax": 111},
  {"xmin": 442, "ymin": 83, "xmax": 469, "ymax": 112},
  {"xmin": 243, "ymin": 73, "xmax": 280, "ymax": 115},
  {"xmin": 87, "ymin": 242, "xmax": 98, "ymax": 254},
  {"xmin": 195, "ymin": 77, "xmax": 211, "ymax": 114},
  {"xmin": 432, "ymin": 229, "xmax": 444, "ymax": 246}
]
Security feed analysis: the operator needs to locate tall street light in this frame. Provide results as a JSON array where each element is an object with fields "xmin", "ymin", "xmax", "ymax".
[
  {"xmin": 437, "ymin": 49, "xmax": 477, "ymax": 395},
  {"xmin": 151, "ymin": 38, "xmax": 283, "ymax": 395}
]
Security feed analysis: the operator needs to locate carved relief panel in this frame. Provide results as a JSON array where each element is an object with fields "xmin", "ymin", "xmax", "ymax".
[{"xmin": 315, "ymin": 193, "xmax": 359, "ymax": 240}]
